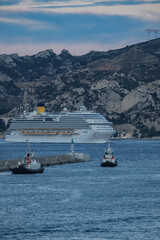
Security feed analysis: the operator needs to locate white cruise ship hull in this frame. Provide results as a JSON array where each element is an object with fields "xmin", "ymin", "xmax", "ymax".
[{"xmin": 5, "ymin": 131, "xmax": 113, "ymax": 143}]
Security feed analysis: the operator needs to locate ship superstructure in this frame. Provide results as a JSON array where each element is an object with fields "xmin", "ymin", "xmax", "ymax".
[{"xmin": 5, "ymin": 106, "xmax": 115, "ymax": 143}]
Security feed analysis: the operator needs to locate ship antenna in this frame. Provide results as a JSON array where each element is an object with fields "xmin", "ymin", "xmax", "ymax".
[
  {"xmin": 108, "ymin": 140, "xmax": 111, "ymax": 152},
  {"xmin": 26, "ymin": 138, "xmax": 30, "ymax": 154}
]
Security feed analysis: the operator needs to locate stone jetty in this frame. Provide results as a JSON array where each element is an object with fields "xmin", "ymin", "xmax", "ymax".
[{"xmin": 0, "ymin": 153, "xmax": 90, "ymax": 173}]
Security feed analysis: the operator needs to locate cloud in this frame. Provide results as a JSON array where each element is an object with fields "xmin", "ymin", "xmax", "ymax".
[
  {"xmin": 0, "ymin": 1, "xmax": 160, "ymax": 22},
  {"xmin": 41, "ymin": 4, "xmax": 160, "ymax": 22},
  {"xmin": 0, "ymin": 17, "xmax": 56, "ymax": 30}
]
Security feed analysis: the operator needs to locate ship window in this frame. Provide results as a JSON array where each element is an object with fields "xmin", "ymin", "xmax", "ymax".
[{"xmin": 45, "ymin": 118, "xmax": 53, "ymax": 121}]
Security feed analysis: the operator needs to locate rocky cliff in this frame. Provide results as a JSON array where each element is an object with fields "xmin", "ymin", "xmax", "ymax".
[{"xmin": 0, "ymin": 39, "xmax": 160, "ymax": 137}]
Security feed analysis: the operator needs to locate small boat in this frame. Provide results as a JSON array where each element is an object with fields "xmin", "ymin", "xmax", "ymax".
[
  {"xmin": 8, "ymin": 141, "xmax": 44, "ymax": 174},
  {"xmin": 101, "ymin": 141, "xmax": 118, "ymax": 167}
]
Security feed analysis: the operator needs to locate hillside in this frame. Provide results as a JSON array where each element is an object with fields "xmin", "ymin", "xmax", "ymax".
[{"xmin": 0, "ymin": 38, "xmax": 160, "ymax": 137}]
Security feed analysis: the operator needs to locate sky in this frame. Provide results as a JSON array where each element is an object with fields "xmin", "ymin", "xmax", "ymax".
[{"xmin": 0, "ymin": 0, "xmax": 160, "ymax": 56}]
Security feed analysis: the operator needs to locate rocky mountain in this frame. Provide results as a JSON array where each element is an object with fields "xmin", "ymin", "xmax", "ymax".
[{"xmin": 0, "ymin": 38, "xmax": 160, "ymax": 137}]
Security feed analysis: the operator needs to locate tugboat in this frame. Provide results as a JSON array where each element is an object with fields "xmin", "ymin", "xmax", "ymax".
[
  {"xmin": 101, "ymin": 141, "xmax": 118, "ymax": 167},
  {"xmin": 8, "ymin": 141, "xmax": 44, "ymax": 174}
]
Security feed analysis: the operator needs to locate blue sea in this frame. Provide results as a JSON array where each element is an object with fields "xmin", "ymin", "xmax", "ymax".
[{"xmin": 0, "ymin": 139, "xmax": 160, "ymax": 240}]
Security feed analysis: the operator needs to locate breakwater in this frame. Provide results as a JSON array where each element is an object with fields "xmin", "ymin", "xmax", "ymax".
[{"xmin": 0, "ymin": 152, "xmax": 90, "ymax": 172}]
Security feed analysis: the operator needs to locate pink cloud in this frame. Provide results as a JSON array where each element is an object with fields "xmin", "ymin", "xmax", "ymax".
[{"xmin": 0, "ymin": 2, "xmax": 160, "ymax": 22}]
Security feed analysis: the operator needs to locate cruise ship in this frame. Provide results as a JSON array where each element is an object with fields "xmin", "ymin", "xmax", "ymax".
[{"xmin": 5, "ymin": 105, "xmax": 116, "ymax": 143}]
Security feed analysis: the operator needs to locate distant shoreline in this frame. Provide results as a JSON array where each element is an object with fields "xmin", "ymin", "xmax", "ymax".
[
  {"xmin": 0, "ymin": 134, "xmax": 4, "ymax": 139},
  {"xmin": 112, "ymin": 137, "xmax": 160, "ymax": 140}
]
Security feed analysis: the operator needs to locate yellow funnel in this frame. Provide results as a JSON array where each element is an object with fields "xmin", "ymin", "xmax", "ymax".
[{"xmin": 37, "ymin": 106, "xmax": 45, "ymax": 114}]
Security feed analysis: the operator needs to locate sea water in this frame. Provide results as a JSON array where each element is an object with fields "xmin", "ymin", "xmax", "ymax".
[{"xmin": 0, "ymin": 139, "xmax": 160, "ymax": 240}]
